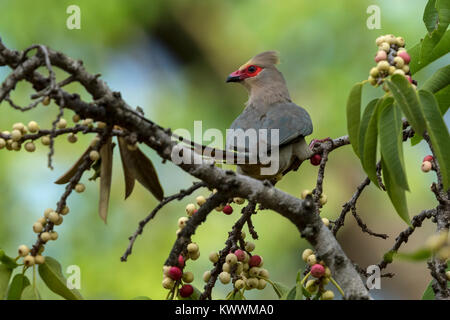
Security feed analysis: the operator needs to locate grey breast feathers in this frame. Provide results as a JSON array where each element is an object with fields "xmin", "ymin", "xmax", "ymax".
[{"xmin": 226, "ymin": 101, "xmax": 313, "ymax": 153}]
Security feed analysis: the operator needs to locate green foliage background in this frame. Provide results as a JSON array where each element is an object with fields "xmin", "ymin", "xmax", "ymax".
[{"xmin": 0, "ymin": 0, "xmax": 448, "ymax": 299}]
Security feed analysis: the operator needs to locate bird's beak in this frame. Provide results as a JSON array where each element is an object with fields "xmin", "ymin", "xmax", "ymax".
[{"xmin": 226, "ymin": 70, "xmax": 242, "ymax": 83}]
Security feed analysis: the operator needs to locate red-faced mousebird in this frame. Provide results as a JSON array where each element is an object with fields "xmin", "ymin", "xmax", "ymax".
[{"xmin": 225, "ymin": 51, "xmax": 314, "ymax": 181}]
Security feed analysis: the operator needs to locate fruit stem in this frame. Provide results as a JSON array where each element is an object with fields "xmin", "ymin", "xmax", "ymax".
[
  {"xmin": 330, "ymin": 276, "xmax": 345, "ymax": 297},
  {"xmin": 300, "ymin": 271, "xmax": 311, "ymax": 285}
]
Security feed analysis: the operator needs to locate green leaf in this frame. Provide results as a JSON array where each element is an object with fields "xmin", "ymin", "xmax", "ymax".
[
  {"xmin": 435, "ymin": 84, "xmax": 450, "ymax": 114},
  {"xmin": 418, "ymin": 90, "xmax": 450, "ymax": 190},
  {"xmin": 410, "ymin": 30, "xmax": 450, "ymax": 74},
  {"xmin": 422, "ymin": 65, "xmax": 450, "ymax": 93},
  {"xmin": 383, "ymin": 250, "xmax": 395, "ymax": 263},
  {"xmin": 419, "ymin": 1, "xmax": 450, "ymax": 71},
  {"xmin": 346, "ymin": 82, "xmax": 364, "ymax": 157},
  {"xmin": 228, "ymin": 290, "xmax": 245, "ymax": 300},
  {"xmin": 271, "ymin": 281, "xmax": 289, "ymax": 299},
  {"xmin": 21, "ymin": 285, "xmax": 41, "ymax": 300},
  {"xmin": 382, "ymin": 156, "xmax": 410, "ymax": 225},
  {"xmin": 0, "ymin": 264, "xmax": 13, "ymax": 300},
  {"xmin": 7, "ymin": 274, "xmax": 30, "ymax": 300},
  {"xmin": 395, "ymin": 248, "xmax": 432, "ymax": 261},
  {"xmin": 379, "ymin": 102, "xmax": 409, "ymax": 190},
  {"xmin": 38, "ymin": 256, "xmax": 83, "ymax": 300},
  {"xmin": 281, "ymin": 286, "xmax": 296, "ymax": 300},
  {"xmin": 387, "ymin": 75, "xmax": 426, "ymax": 136},
  {"xmin": 358, "ymin": 99, "xmax": 378, "ymax": 160},
  {"xmin": 132, "ymin": 296, "xmax": 151, "ymax": 300},
  {"xmin": 0, "ymin": 250, "xmax": 19, "ymax": 270},
  {"xmin": 423, "ymin": 0, "xmax": 439, "ymax": 33},
  {"xmin": 294, "ymin": 282, "xmax": 304, "ymax": 300},
  {"xmin": 360, "ymin": 98, "xmax": 388, "ymax": 187},
  {"xmin": 410, "ymin": 134, "xmax": 423, "ymax": 146}
]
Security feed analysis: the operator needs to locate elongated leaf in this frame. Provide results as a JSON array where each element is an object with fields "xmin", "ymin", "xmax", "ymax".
[
  {"xmin": 379, "ymin": 102, "xmax": 409, "ymax": 190},
  {"xmin": 410, "ymin": 30, "xmax": 450, "ymax": 74},
  {"xmin": 387, "ymin": 75, "xmax": 426, "ymax": 136},
  {"xmin": 118, "ymin": 141, "xmax": 164, "ymax": 201},
  {"xmin": 281, "ymin": 286, "xmax": 296, "ymax": 300},
  {"xmin": 381, "ymin": 157, "xmax": 410, "ymax": 225},
  {"xmin": 54, "ymin": 146, "xmax": 93, "ymax": 184},
  {"xmin": 418, "ymin": 90, "xmax": 450, "ymax": 190},
  {"xmin": 0, "ymin": 250, "xmax": 18, "ymax": 269},
  {"xmin": 358, "ymin": 99, "xmax": 379, "ymax": 160},
  {"xmin": 99, "ymin": 137, "xmax": 113, "ymax": 223},
  {"xmin": 435, "ymin": 84, "xmax": 450, "ymax": 114},
  {"xmin": 360, "ymin": 98, "xmax": 387, "ymax": 187},
  {"xmin": 346, "ymin": 82, "xmax": 363, "ymax": 157},
  {"xmin": 7, "ymin": 274, "xmax": 30, "ymax": 300},
  {"xmin": 271, "ymin": 281, "xmax": 289, "ymax": 299},
  {"xmin": 38, "ymin": 256, "xmax": 83, "ymax": 300},
  {"xmin": 21, "ymin": 285, "xmax": 40, "ymax": 300},
  {"xmin": 118, "ymin": 137, "xmax": 135, "ymax": 199},
  {"xmin": 396, "ymin": 248, "xmax": 432, "ymax": 261},
  {"xmin": 422, "ymin": 65, "xmax": 450, "ymax": 93},
  {"xmin": 423, "ymin": 0, "xmax": 439, "ymax": 33},
  {"xmin": 0, "ymin": 264, "xmax": 12, "ymax": 299},
  {"xmin": 228, "ymin": 290, "xmax": 245, "ymax": 300}
]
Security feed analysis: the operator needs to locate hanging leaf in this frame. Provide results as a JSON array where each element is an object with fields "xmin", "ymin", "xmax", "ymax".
[
  {"xmin": 381, "ymin": 157, "xmax": 410, "ymax": 225},
  {"xmin": 228, "ymin": 290, "xmax": 245, "ymax": 300},
  {"xmin": 379, "ymin": 102, "xmax": 409, "ymax": 190},
  {"xmin": 7, "ymin": 274, "xmax": 30, "ymax": 300},
  {"xmin": 423, "ymin": 0, "xmax": 439, "ymax": 33},
  {"xmin": 21, "ymin": 285, "xmax": 41, "ymax": 300},
  {"xmin": 281, "ymin": 286, "xmax": 296, "ymax": 300},
  {"xmin": 346, "ymin": 82, "xmax": 364, "ymax": 157},
  {"xmin": 0, "ymin": 250, "xmax": 19, "ymax": 270},
  {"xmin": 386, "ymin": 75, "xmax": 426, "ymax": 136},
  {"xmin": 0, "ymin": 264, "xmax": 13, "ymax": 300},
  {"xmin": 270, "ymin": 281, "xmax": 289, "ymax": 299},
  {"xmin": 409, "ymin": 30, "xmax": 450, "ymax": 74},
  {"xmin": 360, "ymin": 98, "xmax": 387, "ymax": 187},
  {"xmin": 395, "ymin": 248, "xmax": 432, "ymax": 261},
  {"xmin": 358, "ymin": 99, "xmax": 379, "ymax": 160},
  {"xmin": 38, "ymin": 256, "xmax": 83, "ymax": 300},
  {"xmin": 422, "ymin": 65, "xmax": 450, "ymax": 94},
  {"xmin": 418, "ymin": 90, "xmax": 450, "ymax": 190},
  {"xmin": 435, "ymin": 84, "xmax": 450, "ymax": 115}
]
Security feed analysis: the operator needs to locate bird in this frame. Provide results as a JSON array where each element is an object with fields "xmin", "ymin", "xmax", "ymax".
[{"xmin": 225, "ymin": 51, "xmax": 314, "ymax": 181}]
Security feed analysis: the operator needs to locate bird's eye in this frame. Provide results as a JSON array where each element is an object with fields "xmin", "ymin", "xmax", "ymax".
[{"xmin": 247, "ymin": 65, "xmax": 256, "ymax": 73}]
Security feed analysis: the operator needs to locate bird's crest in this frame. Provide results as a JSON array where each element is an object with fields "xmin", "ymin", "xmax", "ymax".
[{"xmin": 239, "ymin": 51, "xmax": 280, "ymax": 70}]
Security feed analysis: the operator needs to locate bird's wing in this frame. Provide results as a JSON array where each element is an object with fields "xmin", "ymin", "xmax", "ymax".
[
  {"xmin": 262, "ymin": 102, "xmax": 313, "ymax": 147},
  {"xmin": 226, "ymin": 102, "xmax": 312, "ymax": 152}
]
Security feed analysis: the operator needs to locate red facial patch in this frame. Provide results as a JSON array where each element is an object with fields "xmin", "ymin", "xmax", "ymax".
[{"xmin": 229, "ymin": 65, "xmax": 263, "ymax": 80}]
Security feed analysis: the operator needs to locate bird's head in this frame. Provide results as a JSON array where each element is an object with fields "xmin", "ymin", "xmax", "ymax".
[{"xmin": 226, "ymin": 51, "xmax": 290, "ymax": 104}]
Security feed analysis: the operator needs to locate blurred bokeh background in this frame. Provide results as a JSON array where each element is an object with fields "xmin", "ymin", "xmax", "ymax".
[{"xmin": 0, "ymin": 0, "xmax": 448, "ymax": 299}]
